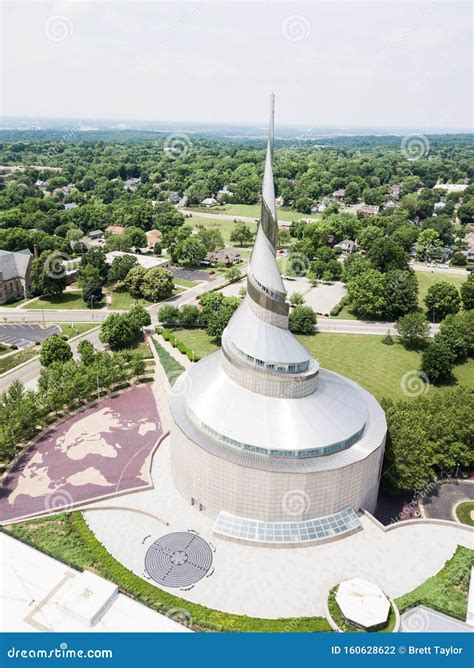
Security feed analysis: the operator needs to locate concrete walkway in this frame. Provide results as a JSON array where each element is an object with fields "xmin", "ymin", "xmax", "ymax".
[{"xmin": 84, "ymin": 438, "xmax": 473, "ymax": 620}]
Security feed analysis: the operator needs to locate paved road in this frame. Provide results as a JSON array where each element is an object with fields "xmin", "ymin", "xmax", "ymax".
[
  {"xmin": 422, "ymin": 480, "xmax": 474, "ymax": 521},
  {"xmin": 0, "ymin": 327, "xmax": 103, "ymax": 393}
]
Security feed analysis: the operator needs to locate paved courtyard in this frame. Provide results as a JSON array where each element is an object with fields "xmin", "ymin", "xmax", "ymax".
[
  {"xmin": 0, "ymin": 385, "xmax": 162, "ymax": 524},
  {"xmin": 84, "ymin": 438, "xmax": 473, "ymax": 620}
]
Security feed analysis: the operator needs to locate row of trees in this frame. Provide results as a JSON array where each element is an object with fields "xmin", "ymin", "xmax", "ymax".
[{"xmin": 382, "ymin": 388, "xmax": 474, "ymax": 494}]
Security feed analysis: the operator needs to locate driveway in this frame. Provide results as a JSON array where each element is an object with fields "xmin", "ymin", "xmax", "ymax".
[
  {"xmin": 422, "ymin": 480, "xmax": 474, "ymax": 521},
  {"xmin": 170, "ymin": 266, "xmax": 216, "ymax": 283},
  {"xmin": 0, "ymin": 385, "xmax": 162, "ymax": 524},
  {"xmin": 0, "ymin": 324, "xmax": 59, "ymax": 347}
]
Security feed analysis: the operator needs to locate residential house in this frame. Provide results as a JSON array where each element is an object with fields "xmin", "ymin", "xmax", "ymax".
[
  {"xmin": 88, "ymin": 230, "xmax": 104, "ymax": 240},
  {"xmin": 105, "ymin": 225, "xmax": 126, "ymax": 236},
  {"xmin": 359, "ymin": 204, "xmax": 380, "ymax": 217},
  {"xmin": 434, "ymin": 201, "xmax": 446, "ymax": 211},
  {"xmin": 123, "ymin": 177, "xmax": 141, "ymax": 190},
  {"xmin": 146, "ymin": 229, "xmax": 162, "ymax": 249},
  {"xmin": 388, "ymin": 184, "xmax": 401, "ymax": 199},
  {"xmin": 336, "ymin": 239, "xmax": 357, "ymax": 254},
  {"xmin": 216, "ymin": 187, "xmax": 233, "ymax": 202},
  {"xmin": 64, "ymin": 202, "xmax": 77, "ymax": 211},
  {"xmin": 168, "ymin": 192, "xmax": 181, "ymax": 204},
  {"xmin": 333, "ymin": 189, "xmax": 345, "ymax": 202},
  {"xmin": 201, "ymin": 197, "xmax": 218, "ymax": 208},
  {"xmin": 275, "ymin": 196, "xmax": 285, "ymax": 207},
  {"xmin": 0, "ymin": 249, "xmax": 33, "ymax": 304},
  {"xmin": 203, "ymin": 246, "xmax": 241, "ymax": 267}
]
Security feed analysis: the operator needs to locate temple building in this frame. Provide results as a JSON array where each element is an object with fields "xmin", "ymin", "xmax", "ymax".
[{"xmin": 170, "ymin": 96, "xmax": 387, "ymax": 547}]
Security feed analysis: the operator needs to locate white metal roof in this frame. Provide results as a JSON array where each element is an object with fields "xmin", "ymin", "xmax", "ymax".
[{"xmin": 336, "ymin": 578, "xmax": 390, "ymax": 628}]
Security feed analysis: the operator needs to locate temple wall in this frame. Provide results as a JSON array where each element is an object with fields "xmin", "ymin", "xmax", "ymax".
[{"xmin": 170, "ymin": 425, "xmax": 385, "ymax": 522}]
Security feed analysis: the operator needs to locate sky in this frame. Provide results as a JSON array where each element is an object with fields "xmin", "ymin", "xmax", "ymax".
[{"xmin": 1, "ymin": 1, "xmax": 472, "ymax": 130}]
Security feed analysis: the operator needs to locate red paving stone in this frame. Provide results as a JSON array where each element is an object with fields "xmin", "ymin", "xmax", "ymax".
[{"xmin": 0, "ymin": 385, "xmax": 162, "ymax": 524}]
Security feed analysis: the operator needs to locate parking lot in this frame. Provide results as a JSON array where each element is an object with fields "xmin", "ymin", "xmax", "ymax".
[{"xmin": 0, "ymin": 324, "xmax": 59, "ymax": 348}]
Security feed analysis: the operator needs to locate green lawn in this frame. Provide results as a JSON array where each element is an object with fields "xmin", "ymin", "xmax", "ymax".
[
  {"xmin": 174, "ymin": 277, "xmax": 198, "ymax": 288},
  {"xmin": 0, "ymin": 343, "xmax": 11, "ymax": 356},
  {"xmin": 396, "ymin": 546, "xmax": 474, "ymax": 620},
  {"xmin": 219, "ymin": 203, "xmax": 319, "ymax": 223},
  {"xmin": 455, "ymin": 501, "xmax": 474, "ymax": 527},
  {"xmin": 23, "ymin": 292, "xmax": 101, "ymax": 310},
  {"xmin": 298, "ymin": 333, "xmax": 474, "ymax": 402},
  {"xmin": 152, "ymin": 338, "xmax": 185, "ymax": 384},
  {"xmin": 109, "ymin": 286, "xmax": 153, "ymax": 310},
  {"xmin": 0, "ymin": 347, "xmax": 39, "ymax": 374},
  {"xmin": 415, "ymin": 270, "xmax": 468, "ymax": 311},
  {"xmin": 58, "ymin": 323, "xmax": 98, "ymax": 339},
  {"xmin": 189, "ymin": 215, "xmax": 255, "ymax": 256},
  {"xmin": 173, "ymin": 328, "xmax": 220, "ymax": 358},
  {"xmin": 2, "ymin": 512, "xmax": 330, "ymax": 632},
  {"xmin": 2, "ymin": 298, "xmax": 26, "ymax": 308}
]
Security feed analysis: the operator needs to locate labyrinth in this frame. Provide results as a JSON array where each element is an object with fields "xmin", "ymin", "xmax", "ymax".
[{"xmin": 144, "ymin": 532, "xmax": 213, "ymax": 588}]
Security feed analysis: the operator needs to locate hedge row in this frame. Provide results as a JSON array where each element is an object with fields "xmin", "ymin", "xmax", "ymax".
[
  {"xmin": 330, "ymin": 295, "xmax": 350, "ymax": 317},
  {"xmin": 68, "ymin": 513, "xmax": 331, "ymax": 632},
  {"xmin": 157, "ymin": 327, "xmax": 201, "ymax": 362}
]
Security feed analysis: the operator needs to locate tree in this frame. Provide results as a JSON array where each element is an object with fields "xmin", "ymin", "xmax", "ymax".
[
  {"xmin": 342, "ymin": 254, "xmax": 373, "ymax": 282},
  {"xmin": 421, "ymin": 335, "xmax": 456, "ymax": 383},
  {"xmin": 128, "ymin": 304, "xmax": 151, "ymax": 329},
  {"xmin": 230, "ymin": 222, "xmax": 254, "ymax": 247},
  {"xmin": 178, "ymin": 305, "xmax": 201, "ymax": 328},
  {"xmin": 77, "ymin": 264, "xmax": 101, "ymax": 289},
  {"xmin": 396, "ymin": 313, "xmax": 430, "ymax": 349},
  {"xmin": 196, "ymin": 227, "xmax": 224, "ymax": 252},
  {"xmin": 82, "ymin": 283, "xmax": 103, "ymax": 308},
  {"xmin": 158, "ymin": 304, "xmax": 180, "ymax": 328},
  {"xmin": 366, "ymin": 238, "xmax": 408, "ymax": 272},
  {"xmin": 458, "ymin": 199, "xmax": 474, "ymax": 226},
  {"xmin": 30, "ymin": 252, "xmax": 67, "ymax": 297},
  {"xmin": 205, "ymin": 296, "xmax": 240, "ymax": 341},
  {"xmin": 347, "ymin": 269, "xmax": 387, "ymax": 319},
  {"xmin": 124, "ymin": 265, "xmax": 147, "ymax": 297},
  {"xmin": 80, "ymin": 247, "xmax": 108, "ymax": 280},
  {"xmin": 382, "ymin": 389, "xmax": 474, "ymax": 493},
  {"xmin": 153, "ymin": 242, "xmax": 162, "ymax": 256},
  {"xmin": 140, "ymin": 267, "xmax": 174, "ymax": 302},
  {"xmin": 424, "ymin": 282, "xmax": 461, "ymax": 322},
  {"xmin": 77, "ymin": 339, "xmax": 96, "ymax": 366},
  {"xmin": 438, "ymin": 311, "xmax": 474, "ymax": 362},
  {"xmin": 289, "ymin": 292, "xmax": 305, "ymax": 306},
  {"xmin": 124, "ymin": 226, "xmax": 147, "ymax": 249},
  {"xmin": 40, "ymin": 334, "xmax": 73, "ymax": 367},
  {"xmin": 176, "ymin": 237, "xmax": 207, "ymax": 265},
  {"xmin": 460, "ymin": 274, "xmax": 474, "ymax": 310},
  {"xmin": 416, "ymin": 228, "xmax": 440, "ymax": 261},
  {"xmin": 385, "ymin": 269, "xmax": 418, "ymax": 319},
  {"xmin": 107, "ymin": 254, "xmax": 138, "ymax": 283},
  {"xmin": 357, "ymin": 225, "xmax": 383, "ymax": 251},
  {"xmin": 288, "ymin": 305, "xmax": 317, "ymax": 334},
  {"xmin": 99, "ymin": 313, "xmax": 136, "ymax": 348}
]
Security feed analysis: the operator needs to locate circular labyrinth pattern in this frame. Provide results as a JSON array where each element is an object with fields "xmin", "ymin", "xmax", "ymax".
[{"xmin": 145, "ymin": 532, "xmax": 213, "ymax": 588}]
